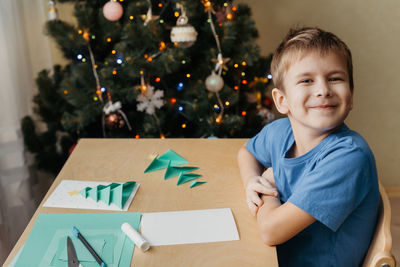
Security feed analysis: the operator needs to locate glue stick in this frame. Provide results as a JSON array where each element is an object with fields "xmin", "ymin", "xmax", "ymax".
[{"xmin": 121, "ymin": 222, "xmax": 150, "ymax": 251}]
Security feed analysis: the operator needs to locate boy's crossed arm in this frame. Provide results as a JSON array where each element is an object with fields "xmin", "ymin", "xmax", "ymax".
[{"xmin": 238, "ymin": 145, "xmax": 316, "ymax": 246}]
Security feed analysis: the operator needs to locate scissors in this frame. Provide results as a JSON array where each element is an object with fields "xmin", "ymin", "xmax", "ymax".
[{"xmin": 67, "ymin": 236, "xmax": 83, "ymax": 267}]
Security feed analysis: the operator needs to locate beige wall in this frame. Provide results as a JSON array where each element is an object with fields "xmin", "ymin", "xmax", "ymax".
[
  {"xmin": 237, "ymin": 0, "xmax": 400, "ymax": 187},
  {"xmin": 39, "ymin": 1, "xmax": 399, "ymax": 186}
]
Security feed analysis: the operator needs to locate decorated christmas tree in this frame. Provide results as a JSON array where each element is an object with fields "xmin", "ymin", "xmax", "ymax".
[{"xmin": 21, "ymin": 0, "xmax": 275, "ymax": 174}]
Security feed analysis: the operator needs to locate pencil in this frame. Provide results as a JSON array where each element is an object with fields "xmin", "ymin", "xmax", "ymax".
[{"xmin": 72, "ymin": 226, "xmax": 106, "ymax": 267}]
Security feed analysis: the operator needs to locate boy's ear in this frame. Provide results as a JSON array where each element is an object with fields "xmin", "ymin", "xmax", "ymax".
[{"xmin": 272, "ymin": 88, "xmax": 289, "ymax": 115}]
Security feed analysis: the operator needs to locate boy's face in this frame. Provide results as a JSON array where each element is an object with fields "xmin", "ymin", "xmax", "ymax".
[{"xmin": 273, "ymin": 50, "xmax": 353, "ymax": 134}]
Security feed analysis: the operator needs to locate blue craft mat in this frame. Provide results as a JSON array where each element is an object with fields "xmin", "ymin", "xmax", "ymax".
[{"xmin": 14, "ymin": 212, "xmax": 141, "ymax": 267}]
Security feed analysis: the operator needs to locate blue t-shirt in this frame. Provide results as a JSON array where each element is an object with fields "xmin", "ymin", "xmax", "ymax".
[{"xmin": 246, "ymin": 118, "xmax": 379, "ymax": 267}]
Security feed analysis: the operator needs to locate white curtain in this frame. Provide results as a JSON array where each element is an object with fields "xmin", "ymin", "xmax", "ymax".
[{"xmin": 0, "ymin": 0, "xmax": 52, "ymax": 233}]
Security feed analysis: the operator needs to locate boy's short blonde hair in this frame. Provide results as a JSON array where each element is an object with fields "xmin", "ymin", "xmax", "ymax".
[{"xmin": 271, "ymin": 27, "xmax": 353, "ymax": 91}]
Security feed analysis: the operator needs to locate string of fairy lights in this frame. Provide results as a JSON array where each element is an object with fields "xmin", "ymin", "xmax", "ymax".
[{"xmin": 49, "ymin": 0, "xmax": 272, "ymax": 137}]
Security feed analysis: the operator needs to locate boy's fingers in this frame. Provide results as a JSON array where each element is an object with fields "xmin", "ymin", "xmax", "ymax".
[
  {"xmin": 250, "ymin": 194, "xmax": 263, "ymax": 207},
  {"xmin": 253, "ymin": 183, "xmax": 278, "ymax": 196},
  {"xmin": 259, "ymin": 177, "xmax": 272, "ymax": 186},
  {"xmin": 247, "ymin": 200, "xmax": 258, "ymax": 216}
]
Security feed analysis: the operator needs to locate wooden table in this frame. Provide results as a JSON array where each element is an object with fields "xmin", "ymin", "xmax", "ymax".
[{"xmin": 4, "ymin": 138, "xmax": 277, "ymax": 266}]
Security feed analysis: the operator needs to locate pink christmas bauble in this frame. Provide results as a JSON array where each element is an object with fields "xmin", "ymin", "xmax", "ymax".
[{"xmin": 103, "ymin": 1, "xmax": 123, "ymax": 21}]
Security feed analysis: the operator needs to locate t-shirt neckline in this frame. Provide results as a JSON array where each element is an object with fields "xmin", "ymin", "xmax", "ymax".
[{"xmin": 283, "ymin": 123, "xmax": 348, "ymax": 164}]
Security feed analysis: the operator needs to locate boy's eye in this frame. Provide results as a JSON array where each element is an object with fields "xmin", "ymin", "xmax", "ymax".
[
  {"xmin": 299, "ymin": 79, "xmax": 312, "ymax": 84},
  {"xmin": 328, "ymin": 77, "xmax": 343, "ymax": 82}
]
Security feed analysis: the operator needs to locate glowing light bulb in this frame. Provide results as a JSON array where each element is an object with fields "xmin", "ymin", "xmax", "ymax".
[
  {"xmin": 267, "ymin": 74, "xmax": 273, "ymax": 79},
  {"xmin": 77, "ymin": 54, "xmax": 83, "ymax": 60},
  {"xmin": 101, "ymin": 87, "xmax": 106, "ymax": 93},
  {"xmin": 177, "ymin": 82, "xmax": 184, "ymax": 91},
  {"xmin": 116, "ymin": 58, "xmax": 123, "ymax": 64},
  {"xmin": 178, "ymin": 106, "xmax": 183, "ymax": 111}
]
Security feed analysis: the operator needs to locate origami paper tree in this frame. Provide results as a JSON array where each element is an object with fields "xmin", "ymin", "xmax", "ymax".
[
  {"xmin": 80, "ymin": 181, "xmax": 136, "ymax": 209},
  {"xmin": 144, "ymin": 149, "xmax": 206, "ymax": 188}
]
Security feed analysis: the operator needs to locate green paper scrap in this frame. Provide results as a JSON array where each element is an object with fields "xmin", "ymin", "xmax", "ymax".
[
  {"xmin": 80, "ymin": 181, "xmax": 136, "ymax": 209},
  {"xmin": 190, "ymin": 181, "xmax": 207, "ymax": 188},
  {"xmin": 14, "ymin": 212, "xmax": 141, "ymax": 267},
  {"xmin": 164, "ymin": 163, "xmax": 199, "ymax": 179},
  {"xmin": 177, "ymin": 173, "xmax": 202, "ymax": 185}
]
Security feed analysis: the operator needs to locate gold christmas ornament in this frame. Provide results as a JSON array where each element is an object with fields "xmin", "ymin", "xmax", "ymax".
[{"xmin": 105, "ymin": 112, "xmax": 125, "ymax": 129}]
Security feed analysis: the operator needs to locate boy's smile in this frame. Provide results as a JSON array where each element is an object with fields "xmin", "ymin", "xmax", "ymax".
[{"xmin": 273, "ymin": 50, "xmax": 353, "ymax": 137}]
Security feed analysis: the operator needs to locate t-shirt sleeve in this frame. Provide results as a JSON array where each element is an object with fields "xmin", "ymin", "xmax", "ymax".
[
  {"xmin": 246, "ymin": 124, "xmax": 273, "ymax": 168},
  {"xmin": 288, "ymin": 141, "xmax": 374, "ymax": 232}
]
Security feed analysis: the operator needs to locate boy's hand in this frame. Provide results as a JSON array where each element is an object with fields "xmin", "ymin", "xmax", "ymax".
[{"xmin": 246, "ymin": 175, "xmax": 279, "ymax": 216}]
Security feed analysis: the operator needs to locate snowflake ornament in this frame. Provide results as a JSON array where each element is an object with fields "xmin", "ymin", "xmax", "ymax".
[{"xmin": 137, "ymin": 85, "xmax": 164, "ymax": 115}]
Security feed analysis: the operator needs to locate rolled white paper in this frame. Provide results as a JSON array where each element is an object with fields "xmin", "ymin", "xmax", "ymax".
[{"xmin": 121, "ymin": 222, "xmax": 150, "ymax": 251}]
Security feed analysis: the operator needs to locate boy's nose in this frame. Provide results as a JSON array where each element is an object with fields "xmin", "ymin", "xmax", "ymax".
[{"xmin": 315, "ymin": 81, "xmax": 332, "ymax": 97}]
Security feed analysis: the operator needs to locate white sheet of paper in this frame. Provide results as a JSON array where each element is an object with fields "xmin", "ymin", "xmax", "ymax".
[
  {"xmin": 42, "ymin": 180, "xmax": 140, "ymax": 211},
  {"xmin": 140, "ymin": 208, "xmax": 239, "ymax": 246}
]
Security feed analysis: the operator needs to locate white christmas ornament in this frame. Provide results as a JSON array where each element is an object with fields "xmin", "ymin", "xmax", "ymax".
[
  {"xmin": 103, "ymin": 1, "xmax": 123, "ymax": 21},
  {"xmin": 205, "ymin": 72, "xmax": 224, "ymax": 93},
  {"xmin": 170, "ymin": 5, "xmax": 197, "ymax": 47},
  {"xmin": 137, "ymin": 85, "xmax": 164, "ymax": 115}
]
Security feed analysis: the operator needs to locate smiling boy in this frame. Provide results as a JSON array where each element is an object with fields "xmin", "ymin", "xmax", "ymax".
[{"xmin": 237, "ymin": 27, "xmax": 379, "ymax": 266}]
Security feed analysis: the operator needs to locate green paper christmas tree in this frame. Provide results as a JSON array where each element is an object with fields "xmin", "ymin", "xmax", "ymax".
[{"xmin": 80, "ymin": 181, "xmax": 136, "ymax": 209}]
